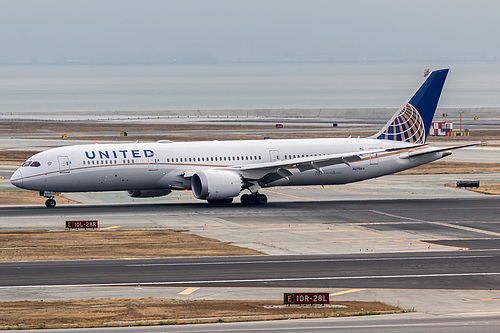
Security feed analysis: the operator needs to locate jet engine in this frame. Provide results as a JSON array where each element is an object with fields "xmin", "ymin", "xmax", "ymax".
[
  {"xmin": 191, "ymin": 169, "xmax": 242, "ymax": 200},
  {"xmin": 126, "ymin": 189, "xmax": 172, "ymax": 198}
]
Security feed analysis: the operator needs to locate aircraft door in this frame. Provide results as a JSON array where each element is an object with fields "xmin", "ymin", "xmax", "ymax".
[
  {"xmin": 58, "ymin": 156, "xmax": 70, "ymax": 173},
  {"xmin": 148, "ymin": 153, "xmax": 158, "ymax": 171},
  {"xmin": 269, "ymin": 150, "xmax": 280, "ymax": 162},
  {"xmin": 369, "ymin": 148, "xmax": 379, "ymax": 165}
]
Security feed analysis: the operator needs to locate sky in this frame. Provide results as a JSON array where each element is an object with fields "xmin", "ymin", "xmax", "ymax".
[{"xmin": 1, "ymin": 0, "xmax": 499, "ymax": 64}]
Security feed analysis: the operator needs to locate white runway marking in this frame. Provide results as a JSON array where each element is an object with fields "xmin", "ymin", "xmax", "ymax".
[
  {"xmin": 1, "ymin": 272, "xmax": 499, "ymax": 289},
  {"xmin": 125, "ymin": 255, "xmax": 492, "ymax": 267}
]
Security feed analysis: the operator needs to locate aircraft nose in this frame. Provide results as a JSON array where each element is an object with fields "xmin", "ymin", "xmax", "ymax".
[{"xmin": 10, "ymin": 168, "xmax": 23, "ymax": 188}]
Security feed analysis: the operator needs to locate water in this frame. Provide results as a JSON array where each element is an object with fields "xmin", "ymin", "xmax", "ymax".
[{"xmin": 0, "ymin": 62, "xmax": 499, "ymax": 113}]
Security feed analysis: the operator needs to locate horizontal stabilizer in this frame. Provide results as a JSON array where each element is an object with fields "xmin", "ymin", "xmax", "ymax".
[{"xmin": 403, "ymin": 142, "xmax": 483, "ymax": 159}]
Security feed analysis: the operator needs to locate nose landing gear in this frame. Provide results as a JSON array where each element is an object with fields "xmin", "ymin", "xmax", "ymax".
[
  {"xmin": 40, "ymin": 191, "xmax": 57, "ymax": 208},
  {"xmin": 240, "ymin": 193, "xmax": 268, "ymax": 205}
]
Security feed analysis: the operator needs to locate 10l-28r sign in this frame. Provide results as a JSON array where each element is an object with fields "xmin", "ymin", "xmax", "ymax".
[
  {"xmin": 65, "ymin": 220, "xmax": 98, "ymax": 229},
  {"xmin": 284, "ymin": 293, "xmax": 329, "ymax": 305}
]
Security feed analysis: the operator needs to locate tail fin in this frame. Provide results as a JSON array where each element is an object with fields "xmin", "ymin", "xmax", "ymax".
[{"xmin": 371, "ymin": 68, "xmax": 449, "ymax": 144}]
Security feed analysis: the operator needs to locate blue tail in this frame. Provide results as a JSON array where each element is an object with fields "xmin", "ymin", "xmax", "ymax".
[{"xmin": 371, "ymin": 68, "xmax": 449, "ymax": 144}]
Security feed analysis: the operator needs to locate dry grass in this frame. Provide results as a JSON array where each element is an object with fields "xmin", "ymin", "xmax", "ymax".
[
  {"xmin": 0, "ymin": 229, "xmax": 262, "ymax": 261},
  {"xmin": 0, "ymin": 150, "xmax": 39, "ymax": 165},
  {"xmin": 0, "ymin": 298, "xmax": 404, "ymax": 330},
  {"xmin": 40, "ymin": 130, "xmax": 374, "ymax": 143},
  {"xmin": 0, "ymin": 191, "xmax": 79, "ymax": 205},
  {"xmin": 397, "ymin": 161, "xmax": 500, "ymax": 175}
]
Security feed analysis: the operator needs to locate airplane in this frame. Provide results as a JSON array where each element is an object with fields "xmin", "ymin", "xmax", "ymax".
[{"xmin": 10, "ymin": 68, "xmax": 476, "ymax": 207}]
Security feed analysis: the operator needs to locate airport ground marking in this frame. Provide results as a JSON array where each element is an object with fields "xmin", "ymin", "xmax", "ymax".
[
  {"xmin": 371, "ymin": 209, "xmax": 500, "ymax": 237},
  {"xmin": 179, "ymin": 287, "xmax": 200, "ymax": 295},
  {"xmin": 427, "ymin": 221, "xmax": 500, "ymax": 237},
  {"xmin": 329, "ymin": 288, "xmax": 365, "ymax": 297},
  {"xmin": 369, "ymin": 210, "xmax": 426, "ymax": 223},
  {"xmin": 333, "ymin": 188, "xmax": 415, "ymax": 196},
  {"xmin": 124, "ymin": 255, "xmax": 492, "ymax": 267},
  {"xmin": 449, "ymin": 310, "xmax": 500, "ymax": 316},
  {"xmin": 260, "ymin": 188, "xmax": 314, "ymax": 200},
  {"xmin": 99, "ymin": 226, "xmax": 121, "ymax": 230},
  {"xmin": 354, "ymin": 227, "xmax": 468, "ymax": 250},
  {"xmin": 354, "ymin": 228, "xmax": 435, "ymax": 246},
  {"xmin": 2, "ymin": 272, "xmax": 500, "ymax": 290}
]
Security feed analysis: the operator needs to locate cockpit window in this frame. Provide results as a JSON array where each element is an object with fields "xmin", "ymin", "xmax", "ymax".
[
  {"xmin": 30, "ymin": 161, "xmax": 41, "ymax": 167},
  {"xmin": 22, "ymin": 161, "xmax": 32, "ymax": 167}
]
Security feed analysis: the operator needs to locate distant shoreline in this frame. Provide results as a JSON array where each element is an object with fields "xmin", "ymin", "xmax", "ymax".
[{"xmin": 1, "ymin": 107, "xmax": 499, "ymax": 122}]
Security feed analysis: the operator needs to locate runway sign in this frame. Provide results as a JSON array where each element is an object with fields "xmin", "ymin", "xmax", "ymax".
[
  {"xmin": 65, "ymin": 220, "xmax": 98, "ymax": 229},
  {"xmin": 284, "ymin": 293, "xmax": 329, "ymax": 305}
]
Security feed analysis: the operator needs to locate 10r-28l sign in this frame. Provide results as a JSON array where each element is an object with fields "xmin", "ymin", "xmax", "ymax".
[{"xmin": 284, "ymin": 293, "xmax": 329, "ymax": 305}]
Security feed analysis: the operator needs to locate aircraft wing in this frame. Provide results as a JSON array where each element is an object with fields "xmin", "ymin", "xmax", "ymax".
[{"xmin": 234, "ymin": 145, "xmax": 422, "ymax": 181}]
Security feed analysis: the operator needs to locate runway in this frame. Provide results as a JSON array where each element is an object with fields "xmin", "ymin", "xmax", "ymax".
[
  {"xmin": 2, "ymin": 197, "xmax": 500, "ymax": 252},
  {"xmin": 1, "ymin": 251, "xmax": 499, "ymax": 290},
  {"xmin": 2, "ymin": 197, "xmax": 500, "ymax": 290},
  {"xmin": 16, "ymin": 314, "xmax": 500, "ymax": 333}
]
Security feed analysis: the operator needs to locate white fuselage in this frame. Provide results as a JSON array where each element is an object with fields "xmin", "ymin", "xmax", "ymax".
[{"xmin": 10, "ymin": 137, "xmax": 444, "ymax": 193}]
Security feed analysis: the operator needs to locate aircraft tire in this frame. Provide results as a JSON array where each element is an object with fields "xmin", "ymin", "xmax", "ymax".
[
  {"xmin": 247, "ymin": 195, "xmax": 257, "ymax": 205},
  {"xmin": 240, "ymin": 194, "xmax": 250, "ymax": 205},
  {"xmin": 45, "ymin": 198, "xmax": 56, "ymax": 208},
  {"xmin": 257, "ymin": 194, "xmax": 268, "ymax": 205}
]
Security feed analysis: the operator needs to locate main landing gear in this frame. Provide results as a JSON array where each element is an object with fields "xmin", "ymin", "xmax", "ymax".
[
  {"xmin": 240, "ymin": 193, "xmax": 268, "ymax": 206},
  {"xmin": 45, "ymin": 198, "xmax": 56, "ymax": 208}
]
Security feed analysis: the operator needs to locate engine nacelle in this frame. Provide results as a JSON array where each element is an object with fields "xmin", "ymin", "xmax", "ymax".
[
  {"xmin": 191, "ymin": 169, "xmax": 242, "ymax": 200},
  {"xmin": 126, "ymin": 189, "xmax": 172, "ymax": 198}
]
